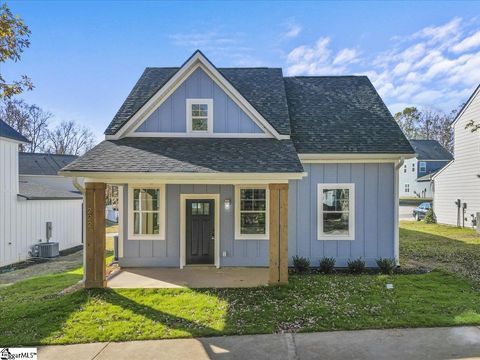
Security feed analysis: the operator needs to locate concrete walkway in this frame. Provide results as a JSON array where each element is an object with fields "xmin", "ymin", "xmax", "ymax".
[{"xmin": 38, "ymin": 326, "xmax": 480, "ymax": 359}]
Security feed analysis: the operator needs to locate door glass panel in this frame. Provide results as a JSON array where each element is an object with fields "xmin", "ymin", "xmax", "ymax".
[{"xmin": 203, "ymin": 202, "xmax": 210, "ymax": 215}]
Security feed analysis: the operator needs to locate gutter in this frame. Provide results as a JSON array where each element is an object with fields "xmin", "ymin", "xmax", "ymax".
[
  {"xmin": 394, "ymin": 156, "xmax": 404, "ymax": 266},
  {"xmin": 72, "ymin": 177, "xmax": 85, "ymax": 194}
]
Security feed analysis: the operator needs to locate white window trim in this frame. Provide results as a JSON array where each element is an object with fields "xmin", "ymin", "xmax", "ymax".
[
  {"xmin": 317, "ymin": 183, "xmax": 355, "ymax": 241},
  {"xmin": 128, "ymin": 184, "xmax": 166, "ymax": 240},
  {"xmin": 235, "ymin": 185, "xmax": 269, "ymax": 240},
  {"xmin": 186, "ymin": 98, "xmax": 213, "ymax": 133}
]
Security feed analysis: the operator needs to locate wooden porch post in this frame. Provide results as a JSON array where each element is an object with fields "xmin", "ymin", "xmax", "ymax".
[
  {"xmin": 269, "ymin": 183, "xmax": 288, "ymax": 285},
  {"xmin": 84, "ymin": 182, "xmax": 106, "ymax": 288}
]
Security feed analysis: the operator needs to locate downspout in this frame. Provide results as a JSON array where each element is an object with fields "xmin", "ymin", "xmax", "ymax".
[
  {"xmin": 72, "ymin": 177, "xmax": 86, "ymax": 283},
  {"xmin": 394, "ymin": 157, "xmax": 405, "ymax": 266}
]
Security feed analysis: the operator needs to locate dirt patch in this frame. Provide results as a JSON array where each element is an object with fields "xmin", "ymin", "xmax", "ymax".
[{"xmin": 0, "ymin": 250, "xmax": 83, "ymax": 287}]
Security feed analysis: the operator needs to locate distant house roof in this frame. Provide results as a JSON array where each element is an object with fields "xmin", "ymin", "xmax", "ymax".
[
  {"xmin": 19, "ymin": 152, "xmax": 78, "ymax": 176},
  {"xmin": 409, "ymin": 140, "xmax": 453, "ymax": 161},
  {"xmin": 61, "ymin": 138, "xmax": 303, "ymax": 173},
  {"xmin": 18, "ymin": 180, "xmax": 82, "ymax": 200},
  {"xmin": 417, "ymin": 170, "xmax": 439, "ymax": 182},
  {"xmin": 105, "ymin": 67, "xmax": 292, "ymax": 136},
  {"xmin": 284, "ymin": 76, "xmax": 414, "ymax": 154},
  {"xmin": 0, "ymin": 119, "xmax": 29, "ymax": 143}
]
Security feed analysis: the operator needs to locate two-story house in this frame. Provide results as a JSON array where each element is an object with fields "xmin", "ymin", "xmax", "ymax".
[
  {"xmin": 60, "ymin": 51, "xmax": 414, "ymax": 288},
  {"xmin": 399, "ymin": 140, "xmax": 453, "ymax": 199},
  {"xmin": 434, "ymin": 84, "xmax": 480, "ymax": 227}
]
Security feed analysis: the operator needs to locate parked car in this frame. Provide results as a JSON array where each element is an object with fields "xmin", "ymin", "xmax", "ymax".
[{"xmin": 413, "ymin": 202, "xmax": 432, "ymax": 221}]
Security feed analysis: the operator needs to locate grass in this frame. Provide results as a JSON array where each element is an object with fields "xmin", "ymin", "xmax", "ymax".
[
  {"xmin": 400, "ymin": 221, "xmax": 480, "ymax": 284},
  {"xmin": 1, "ymin": 221, "xmax": 480, "ymax": 346}
]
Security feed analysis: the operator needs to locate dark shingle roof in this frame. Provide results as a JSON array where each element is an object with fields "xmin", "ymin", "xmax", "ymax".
[
  {"xmin": 61, "ymin": 138, "xmax": 303, "ymax": 173},
  {"xmin": 104, "ymin": 67, "xmax": 291, "ymax": 136},
  {"xmin": 284, "ymin": 76, "xmax": 414, "ymax": 154},
  {"xmin": 0, "ymin": 119, "xmax": 29, "ymax": 143},
  {"xmin": 19, "ymin": 152, "xmax": 78, "ymax": 175},
  {"xmin": 18, "ymin": 181, "xmax": 82, "ymax": 200},
  {"xmin": 409, "ymin": 140, "xmax": 453, "ymax": 161}
]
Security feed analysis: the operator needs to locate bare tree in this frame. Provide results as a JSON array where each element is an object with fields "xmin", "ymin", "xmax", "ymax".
[
  {"xmin": 46, "ymin": 120, "xmax": 95, "ymax": 155},
  {"xmin": 25, "ymin": 105, "xmax": 51, "ymax": 152},
  {"xmin": 394, "ymin": 107, "xmax": 421, "ymax": 139},
  {"xmin": 0, "ymin": 99, "xmax": 51, "ymax": 152}
]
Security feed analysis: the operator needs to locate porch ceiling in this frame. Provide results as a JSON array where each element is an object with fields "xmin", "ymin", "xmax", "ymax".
[{"xmin": 108, "ymin": 267, "xmax": 269, "ymax": 289}]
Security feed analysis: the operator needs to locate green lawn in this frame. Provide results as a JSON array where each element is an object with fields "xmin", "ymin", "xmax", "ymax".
[
  {"xmin": 400, "ymin": 221, "xmax": 480, "ymax": 284},
  {"xmin": 1, "ymin": 221, "xmax": 480, "ymax": 346}
]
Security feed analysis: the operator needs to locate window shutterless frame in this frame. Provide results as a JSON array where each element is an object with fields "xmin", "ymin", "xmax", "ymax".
[
  {"xmin": 128, "ymin": 184, "xmax": 166, "ymax": 240},
  {"xmin": 186, "ymin": 98, "xmax": 213, "ymax": 133},
  {"xmin": 317, "ymin": 183, "xmax": 355, "ymax": 241},
  {"xmin": 234, "ymin": 185, "xmax": 269, "ymax": 240}
]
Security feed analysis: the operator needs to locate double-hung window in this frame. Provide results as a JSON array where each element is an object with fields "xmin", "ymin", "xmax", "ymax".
[
  {"xmin": 317, "ymin": 184, "xmax": 355, "ymax": 240},
  {"xmin": 186, "ymin": 99, "xmax": 213, "ymax": 133},
  {"xmin": 235, "ymin": 186, "xmax": 269, "ymax": 240},
  {"xmin": 405, "ymin": 183, "xmax": 410, "ymax": 193},
  {"xmin": 128, "ymin": 185, "xmax": 165, "ymax": 240}
]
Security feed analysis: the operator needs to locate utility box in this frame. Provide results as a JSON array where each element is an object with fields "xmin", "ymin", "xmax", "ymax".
[{"xmin": 46, "ymin": 221, "xmax": 52, "ymax": 241}]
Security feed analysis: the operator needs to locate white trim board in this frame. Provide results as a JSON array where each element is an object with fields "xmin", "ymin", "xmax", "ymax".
[
  {"xmin": 299, "ymin": 153, "xmax": 416, "ymax": 163},
  {"xmin": 180, "ymin": 193, "xmax": 220, "ymax": 269},
  {"xmin": 451, "ymin": 84, "xmax": 480, "ymax": 127},
  {"xmin": 110, "ymin": 51, "xmax": 287, "ymax": 140}
]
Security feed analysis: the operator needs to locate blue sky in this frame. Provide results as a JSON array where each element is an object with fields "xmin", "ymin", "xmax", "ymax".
[{"xmin": 4, "ymin": 1, "xmax": 480, "ymax": 141}]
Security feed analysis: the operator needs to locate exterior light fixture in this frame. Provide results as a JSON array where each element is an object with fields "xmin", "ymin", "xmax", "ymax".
[{"xmin": 224, "ymin": 199, "xmax": 231, "ymax": 210}]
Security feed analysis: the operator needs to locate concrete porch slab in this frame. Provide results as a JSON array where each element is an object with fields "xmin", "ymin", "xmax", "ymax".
[{"xmin": 107, "ymin": 267, "xmax": 269, "ymax": 288}]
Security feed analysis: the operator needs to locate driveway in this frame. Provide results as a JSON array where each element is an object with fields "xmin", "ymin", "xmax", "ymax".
[
  {"xmin": 399, "ymin": 205, "xmax": 416, "ymax": 221},
  {"xmin": 38, "ymin": 326, "xmax": 480, "ymax": 360}
]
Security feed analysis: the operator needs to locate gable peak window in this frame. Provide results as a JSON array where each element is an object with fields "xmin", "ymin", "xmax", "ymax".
[{"xmin": 187, "ymin": 99, "xmax": 213, "ymax": 133}]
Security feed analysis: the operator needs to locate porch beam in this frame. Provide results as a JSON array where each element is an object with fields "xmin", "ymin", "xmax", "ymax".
[
  {"xmin": 85, "ymin": 182, "xmax": 106, "ymax": 288},
  {"xmin": 269, "ymin": 183, "xmax": 288, "ymax": 285}
]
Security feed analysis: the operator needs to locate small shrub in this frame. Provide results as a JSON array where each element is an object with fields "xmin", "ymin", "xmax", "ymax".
[
  {"xmin": 319, "ymin": 257, "xmax": 336, "ymax": 274},
  {"xmin": 376, "ymin": 258, "xmax": 396, "ymax": 274},
  {"xmin": 424, "ymin": 208, "xmax": 437, "ymax": 224},
  {"xmin": 292, "ymin": 255, "xmax": 310, "ymax": 273},
  {"xmin": 347, "ymin": 258, "xmax": 365, "ymax": 274}
]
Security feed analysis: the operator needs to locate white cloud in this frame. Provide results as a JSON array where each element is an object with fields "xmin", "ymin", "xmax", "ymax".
[
  {"xmin": 333, "ymin": 48, "xmax": 358, "ymax": 65},
  {"xmin": 284, "ymin": 23, "xmax": 302, "ymax": 39},
  {"xmin": 284, "ymin": 16, "xmax": 480, "ymax": 112},
  {"xmin": 451, "ymin": 30, "xmax": 480, "ymax": 52}
]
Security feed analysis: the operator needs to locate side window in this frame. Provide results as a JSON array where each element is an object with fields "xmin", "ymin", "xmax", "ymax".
[
  {"xmin": 412, "ymin": 163, "xmax": 415, "ymax": 172},
  {"xmin": 129, "ymin": 186, "xmax": 166, "ymax": 240},
  {"xmin": 317, "ymin": 184, "xmax": 355, "ymax": 240},
  {"xmin": 405, "ymin": 183, "xmax": 410, "ymax": 193},
  {"xmin": 186, "ymin": 99, "xmax": 213, "ymax": 133},
  {"xmin": 403, "ymin": 164, "xmax": 407, "ymax": 173}
]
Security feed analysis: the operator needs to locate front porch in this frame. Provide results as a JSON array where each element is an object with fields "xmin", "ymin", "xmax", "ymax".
[
  {"xmin": 108, "ymin": 267, "xmax": 269, "ymax": 288},
  {"xmin": 83, "ymin": 181, "xmax": 290, "ymax": 288}
]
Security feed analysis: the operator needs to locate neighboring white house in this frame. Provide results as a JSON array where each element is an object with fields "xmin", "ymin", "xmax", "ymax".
[
  {"xmin": 399, "ymin": 140, "xmax": 453, "ymax": 199},
  {"xmin": 0, "ymin": 120, "xmax": 83, "ymax": 267},
  {"xmin": 433, "ymin": 84, "xmax": 480, "ymax": 227}
]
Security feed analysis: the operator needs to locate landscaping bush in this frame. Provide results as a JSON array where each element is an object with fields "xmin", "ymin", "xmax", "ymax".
[
  {"xmin": 292, "ymin": 255, "xmax": 310, "ymax": 273},
  {"xmin": 376, "ymin": 258, "xmax": 396, "ymax": 274},
  {"xmin": 319, "ymin": 257, "xmax": 336, "ymax": 274},
  {"xmin": 347, "ymin": 258, "xmax": 366, "ymax": 274},
  {"xmin": 424, "ymin": 208, "xmax": 437, "ymax": 224}
]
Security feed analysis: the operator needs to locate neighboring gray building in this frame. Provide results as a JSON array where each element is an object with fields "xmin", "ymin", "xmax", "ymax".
[
  {"xmin": 399, "ymin": 140, "xmax": 453, "ymax": 199},
  {"xmin": 61, "ymin": 50, "xmax": 414, "ymax": 270}
]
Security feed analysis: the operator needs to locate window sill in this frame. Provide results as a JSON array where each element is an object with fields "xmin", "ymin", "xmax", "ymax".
[
  {"xmin": 235, "ymin": 235, "xmax": 269, "ymax": 240},
  {"xmin": 128, "ymin": 235, "xmax": 165, "ymax": 241},
  {"xmin": 317, "ymin": 236, "xmax": 355, "ymax": 241}
]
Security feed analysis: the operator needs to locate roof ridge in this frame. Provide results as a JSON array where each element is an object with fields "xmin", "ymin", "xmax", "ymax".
[
  {"xmin": 285, "ymin": 75, "xmax": 367, "ymax": 78},
  {"xmin": 19, "ymin": 151, "xmax": 78, "ymax": 157}
]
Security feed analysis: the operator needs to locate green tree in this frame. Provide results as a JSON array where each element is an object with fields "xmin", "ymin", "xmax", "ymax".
[
  {"xmin": 0, "ymin": 3, "xmax": 33, "ymax": 98},
  {"xmin": 394, "ymin": 107, "xmax": 421, "ymax": 139}
]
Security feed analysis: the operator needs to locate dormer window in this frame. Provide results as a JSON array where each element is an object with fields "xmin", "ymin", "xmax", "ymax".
[{"xmin": 187, "ymin": 99, "xmax": 213, "ymax": 133}]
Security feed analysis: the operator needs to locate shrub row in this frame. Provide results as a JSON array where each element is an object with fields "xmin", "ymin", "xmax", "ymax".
[{"xmin": 292, "ymin": 256, "xmax": 397, "ymax": 275}]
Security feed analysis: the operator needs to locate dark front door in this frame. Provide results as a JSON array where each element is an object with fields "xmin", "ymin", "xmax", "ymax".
[{"xmin": 186, "ymin": 199, "xmax": 215, "ymax": 265}]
